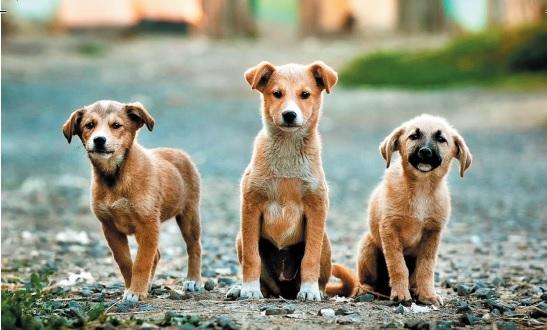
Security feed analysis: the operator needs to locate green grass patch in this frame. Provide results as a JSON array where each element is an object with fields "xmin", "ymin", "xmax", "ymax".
[{"xmin": 340, "ymin": 23, "xmax": 547, "ymax": 89}]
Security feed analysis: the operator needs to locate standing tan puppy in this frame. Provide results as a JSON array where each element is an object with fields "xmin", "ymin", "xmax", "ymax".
[
  {"xmin": 228, "ymin": 61, "xmax": 337, "ymax": 301},
  {"xmin": 330, "ymin": 114, "xmax": 472, "ymax": 304},
  {"xmin": 63, "ymin": 100, "xmax": 202, "ymax": 302}
]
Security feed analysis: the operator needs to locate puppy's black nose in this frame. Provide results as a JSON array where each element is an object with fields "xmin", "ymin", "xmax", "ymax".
[
  {"xmin": 282, "ymin": 111, "xmax": 297, "ymax": 123},
  {"xmin": 93, "ymin": 136, "xmax": 106, "ymax": 148},
  {"xmin": 418, "ymin": 147, "xmax": 432, "ymax": 159}
]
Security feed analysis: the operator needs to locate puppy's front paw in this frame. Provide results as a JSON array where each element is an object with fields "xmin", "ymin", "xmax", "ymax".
[
  {"xmin": 123, "ymin": 289, "xmax": 146, "ymax": 302},
  {"xmin": 390, "ymin": 287, "xmax": 411, "ymax": 303},
  {"xmin": 182, "ymin": 279, "xmax": 203, "ymax": 292},
  {"xmin": 297, "ymin": 282, "xmax": 322, "ymax": 301},
  {"xmin": 417, "ymin": 292, "xmax": 444, "ymax": 306},
  {"xmin": 240, "ymin": 280, "xmax": 263, "ymax": 299}
]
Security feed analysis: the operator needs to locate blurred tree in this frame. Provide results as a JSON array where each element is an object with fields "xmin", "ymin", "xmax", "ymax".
[
  {"xmin": 202, "ymin": 0, "xmax": 257, "ymax": 38},
  {"xmin": 398, "ymin": 0, "xmax": 447, "ymax": 33}
]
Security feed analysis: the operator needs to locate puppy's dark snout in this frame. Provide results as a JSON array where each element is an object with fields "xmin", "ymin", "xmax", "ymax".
[
  {"xmin": 282, "ymin": 111, "xmax": 297, "ymax": 123},
  {"xmin": 93, "ymin": 136, "xmax": 107, "ymax": 148},
  {"xmin": 418, "ymin": 147, "xmax": 433, "ymax": 159}
]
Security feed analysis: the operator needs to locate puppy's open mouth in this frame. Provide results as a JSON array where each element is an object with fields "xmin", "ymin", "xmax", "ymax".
[{"xmin": 417, "ymin": 163, "xmax": 433, "ymax": 172}]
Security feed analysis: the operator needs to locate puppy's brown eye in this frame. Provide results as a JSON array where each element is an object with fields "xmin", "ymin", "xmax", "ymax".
[
  {"xmin": 112, "ymin": 122, "xmax": 122, "ymax": 129},
  {"xmin": 409, "ymin": 133, "xmax": 420, "ymax": 140},
  {"xmin": 273, "ymin": 90, "xmax": 283, "ymax": 99},
  {"xmin": 85, "ymin": 122, "xmax": 95, "ymax": 130},
  {"xmin": 437, "ymin": 136, "xmax": 447, "ymax": 143},
  {"xmin": 300, "ymin": 91, "xmax": 310, "ymax": 99}
]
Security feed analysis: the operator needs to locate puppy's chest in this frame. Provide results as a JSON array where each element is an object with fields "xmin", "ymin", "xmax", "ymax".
[
  {"xmin": 260, "ymin": 179, "xmax": 306, "ymax": 249},
  {"xmin": 93, "ymin": 195, "xmax": 138, "ymax": 234}
]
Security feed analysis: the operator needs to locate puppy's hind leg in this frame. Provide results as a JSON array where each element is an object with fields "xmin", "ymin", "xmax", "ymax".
[
  {"xmin": 356, "ymin": 233, "xmax": 381, "ymax": 296},
  {"xmin": 176, "ymin": 205, "xmax": 203, "ymax": 292}
]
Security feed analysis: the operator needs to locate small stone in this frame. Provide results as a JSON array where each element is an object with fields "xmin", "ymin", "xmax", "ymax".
[
  {"xmin": 456, "ymin": 284, "xmax": 472, "ymax": 296},
  {"xmin": 474, "ymin": 288, "xmax": 495, "ymax": 299},
  {"xmin": 530, "ymin": 306, "xmax": 547, "ymax": 318},
  {"xmin": 496, "ymin": 321, "xmax": 517, "ymax": 330},
  {"xmin": 461, "ymin": 313, "xmax": 482, "ymax": 325},
  {"xmin": 381, "ymin": 320, "xmax": 405, "ymax": 329},
  {"xmin": 261, "ymin": 304, "xmax": 296, "ymax": 315},
  {"xmin": 335, "ymin": 307, "xmax": 355, "ymax": 316},
  {"xmin": 454, "ymin": 299, "xmax": 470, "ymax": 312},
  {"xmin": 225, "ymin": 285, "xmax": 241, "ymax": 301},
  {"xmin": 319, "ymin": 308, "xmax": 335, "ymax": 317},
  {"xmin": 169, "ymin": 289, "xmax": 189, "ymax": 300},
  {"xmin": 404, "ymin": 319, "xmax": 429, "ymax": 330},
  {"xmin": 79, "ymin": 288, "xmax": 93, "ymax": 297},
  {"xmin": 356, "ymin": 293, "xmax": 375, "ymax": 302},
  {"xmin": 394, "ymin": 304, "xmax": 407, "ymax": 314},
  {"xmin": 541, "ymin": 292, "xmax": 547, "ymax": 302},
  {"xmin": 114, "ymin": 300, "xmax": 138, "ymax": 313},
  {"xmin": 204, "ymin": 279, "xmax": 216, "ymax": 291},
  {"xmin": 216, "ymin": 316, "xmax": 237, "ymax": 330},
  {"xmin": 91, "ymin": 293, "xmax": 105, "ymax": 302}
]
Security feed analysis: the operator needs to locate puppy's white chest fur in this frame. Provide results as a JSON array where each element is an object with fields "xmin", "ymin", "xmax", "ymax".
[
  {"xmin": 263, "ymin": 131, "xmax": 318, "ymax": 191},
  {"xmin": 410, "ymin": 194, "xmax": 431, "ymax": 221}
]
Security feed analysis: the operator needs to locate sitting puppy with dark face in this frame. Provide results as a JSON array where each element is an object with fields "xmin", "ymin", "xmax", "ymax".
[
  {"xmin": 63, "ymin": 100, "xmax": 202, "ymax": 301},
  {"xmin": 329, "ymin": 114, "xmax": 472, "ymax": 305}
]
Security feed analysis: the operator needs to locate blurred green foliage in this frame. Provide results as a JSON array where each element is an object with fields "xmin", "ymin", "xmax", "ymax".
[
  {"xmin": 1, "ymin": 269, "xmax": 107, "ymax": 329},
  {"xmin": 341, "ymin": 23, "xmax": 547, "ymax": 89}
]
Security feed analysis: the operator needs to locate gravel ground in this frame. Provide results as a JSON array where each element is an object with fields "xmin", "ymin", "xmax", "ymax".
[{"xmin": 2, "ymin": 33, "xmax": 547, "ymax": 329}]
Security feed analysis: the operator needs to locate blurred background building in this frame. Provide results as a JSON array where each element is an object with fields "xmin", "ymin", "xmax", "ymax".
[{"xmin": 5, "ymin": 0, "xmax": 546, "ymax": 38}]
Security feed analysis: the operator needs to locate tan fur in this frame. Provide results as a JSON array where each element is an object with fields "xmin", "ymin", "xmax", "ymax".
[
  {"xmin": 356, "ymin": 114, "xmax": 472, "ymax": 305},
  {"xmin": 236, "ymin": 61, "xmax": 337, "ymax": 300},
  {"xmin": 62, "ymin": 100, "xmax": 202, "ymax": 301}
]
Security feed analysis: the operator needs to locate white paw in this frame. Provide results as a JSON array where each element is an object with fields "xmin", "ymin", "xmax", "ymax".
[
  {"xmin": 122, "ymin": 289, "xmax": 142, "ymax": 302},
  {"xmin": 240, "ymin": 280, "xmax": 263, "ymax": 299},
  {"xmin": 182, "ymin": 280, "xmax": 203, "ymax": 292},
  {"xmin": 297, "ymin": 282, "xmax": 322, "ymax": 301}
]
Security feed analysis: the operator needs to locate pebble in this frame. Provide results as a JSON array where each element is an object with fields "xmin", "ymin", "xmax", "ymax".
[
  {"xmin": 474, "ymin": 288, "xmax": 495, "ymax": 299},
  {"xmin": 216, "ymin": 316, "xmax": 238, "ymax": 330},
  {"xmin": 381, "ymin": 320, "xmax": 405, "ymax": 329},
  {"xmin": 456, "ymin": 284, "xmax": 472, "ymax": 296},
  {"xmin": 453, "ymin": 299, "xmax": 470, "ymax": 312},
  {"xmin": 168, "ymin": 289, "xmax": 190, "ymax": 300},
  {"xmin": 461, "ymin": 313, "xmax": 482, "ymax": 325},
  {"xmin": 114, "ymin": 300, "xmax": 138, "ymax": 313},
  {"xmin": 262, "ymin": 304, "xmax": 295, "ymax": 316},
  {"xmin": 355, "ymin": 293, "xmax": 375, "ymax": 302},
  {"xmin": 394, "ymin": 304, "xmax": 407, "ymax": 314},
  {"xmin": 496, "ymin": 321, "xmax": 517, "ymax": 330},
  {"xmin": 204, "ymin": 279, "xmax": 216, "ymax": 291},
  {"xmin": 335, "ymin": 307, "xmax": 355, "ymax": 316},
  {"xmin": 319, "ymin": 308, "xmax": 335, "ymax": 317}
]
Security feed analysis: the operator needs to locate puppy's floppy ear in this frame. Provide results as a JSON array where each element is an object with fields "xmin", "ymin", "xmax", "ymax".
[
  {"xmin": 125, "ymin": 102, "xmax": 155, "ymax": 131},
  {"xmin": 308, "ymin": 61, "xmax": 338, "ymax": 94},
  {"xmin": 379, "ymin": 126, "xmax": 405, "ymax": 168},
  {"xmin": 62, "ymin": 108, "xmax": 85, "ymax": 143},
  {"xmin": 244, "ymin": 61, "xmax": 276, "ymax": 92},
  {"xmin": 453, "ymin": 131, "xmax": 472, "ymax": 177}
]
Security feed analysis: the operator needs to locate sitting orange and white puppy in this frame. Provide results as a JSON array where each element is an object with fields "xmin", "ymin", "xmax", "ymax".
[
  {"xmin": 228, "ymin": 61, "xmax": 337, "ymax": 301},
  {"xmin": 63, "ymin": 100, "xmax": 202, "ymax": 301},
  {"xmin": 329, "ymin": 115, "xmax": 472, "ymax": 305}
]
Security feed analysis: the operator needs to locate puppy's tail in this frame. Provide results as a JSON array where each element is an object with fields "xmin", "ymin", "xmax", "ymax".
[{"xmin": 325, "ymin": 263, "xmax": 358, "ymax": 297}]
